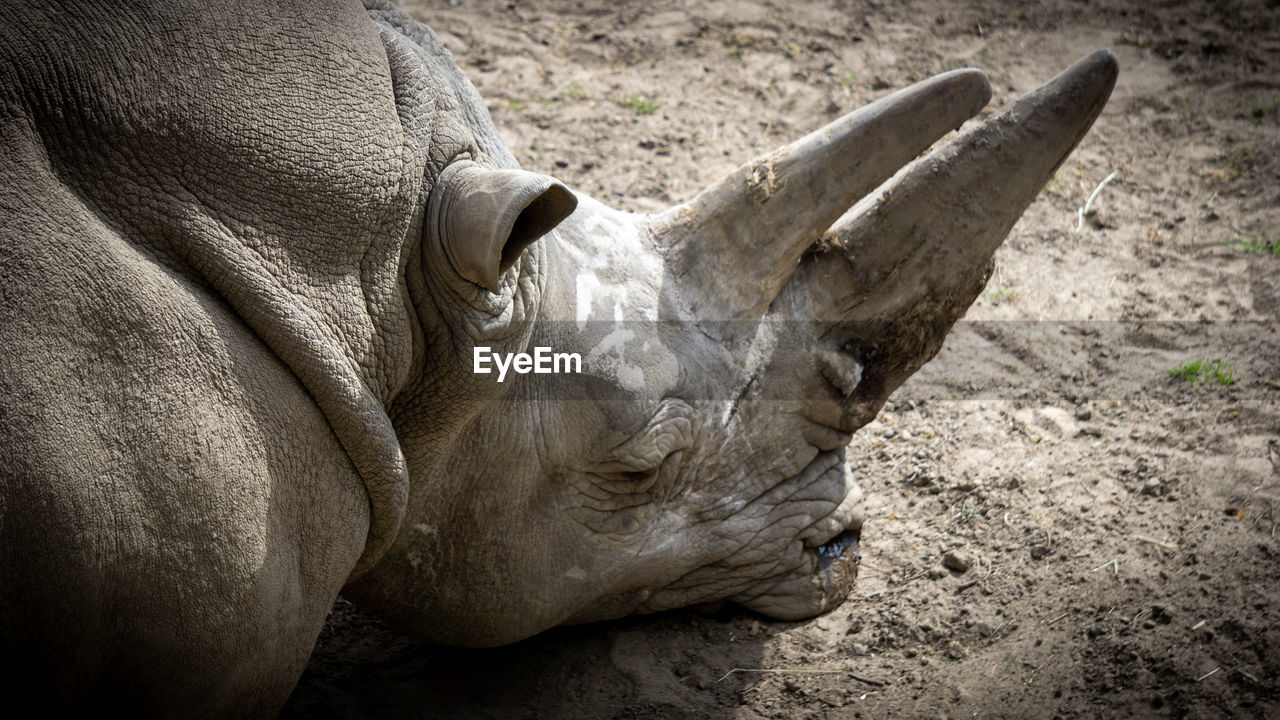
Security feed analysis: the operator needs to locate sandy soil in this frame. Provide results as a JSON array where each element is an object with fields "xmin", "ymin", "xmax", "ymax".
[{"xmin": 285, "ymin": 0, "xmax": 1280, "ymax": 717}]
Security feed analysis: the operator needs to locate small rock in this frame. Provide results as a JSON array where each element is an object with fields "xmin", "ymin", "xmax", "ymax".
[
  {"xmin": 1087, "ymin": 623, "xmax": 1106, "ymax": 638},
  {"xmin": 927, "ymin": 567, "xmax": 947, "ymax": 580},
  {"xmin": 850, "ymin": 642, "xmax": 869, "ymax": 656},
  {"xmin": 1075, "ymin": 406, "xmax": 1092, "ymax": 421},
  {"xmin": 1133, "ymin": 668, "xmax": 1153, "ymax": 687},
  {"xmin": 942, "ymin": 551, "xmax": 971, "ymax": 573},
  {"xmin": 1140, "ymin": 479, "xmax": 1163, "ymax": 496},
  {"xmin": 903, "ymin": 647, "xmax": 918, "ymax": 658},
  {"xmin": 1029, "ymin": 545, "xmax": 1050, "ymax": 560}
]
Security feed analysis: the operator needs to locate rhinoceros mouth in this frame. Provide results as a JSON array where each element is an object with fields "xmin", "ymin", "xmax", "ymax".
[
  {"xmin": 782, "ymin": 449, "xmax": 863, "ymax": 572},
  {"xmin": 814, "ymin": 527, "xmax": 860, "ymax": 571},
  {"xmin": 727, "ymin": 450, "xmax": 863, "ymax": 620}
]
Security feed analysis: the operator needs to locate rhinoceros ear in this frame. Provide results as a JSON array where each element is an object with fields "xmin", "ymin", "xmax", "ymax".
[{"xmin": 431, "ymin": 160, "xmax": 578, "ymax": 292}]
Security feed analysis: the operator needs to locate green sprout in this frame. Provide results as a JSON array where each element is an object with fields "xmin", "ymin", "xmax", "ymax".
[
  {"xmin": 624, "ymin": 95, "xmax": 658, "ymax": 116},
  {"xmin": 1167, "ymin": 358, "xmax": 1237, "ymax": 387}
]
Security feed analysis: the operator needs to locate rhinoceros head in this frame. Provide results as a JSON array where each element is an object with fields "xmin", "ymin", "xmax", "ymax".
[{"xmin": 346, "ymin": 16, "xmax": 1116, "ymax": 645}]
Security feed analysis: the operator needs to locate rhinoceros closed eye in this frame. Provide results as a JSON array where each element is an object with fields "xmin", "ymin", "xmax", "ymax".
[
  {"xmin": 563, "ymin": 398, "xmax": 696, "ymax": 534},
  {"xmin": 428, "ymin": 158, "xmax": 577, "ymax": 293},
  {"xmin": 591, "ymin": 398, "xmax": 696, "ymax": 480}
]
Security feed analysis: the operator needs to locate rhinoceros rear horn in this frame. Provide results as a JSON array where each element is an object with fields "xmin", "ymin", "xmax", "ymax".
[
  {"xmin": 431, "ymin": 161, "xmax": 578, "ymax": 293},
  {"xmin": 650, "ymin": 68, "xmax": 992, "ymax": 327}
]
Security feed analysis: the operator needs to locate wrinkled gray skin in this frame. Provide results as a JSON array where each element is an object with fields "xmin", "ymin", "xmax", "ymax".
[{"xmin": 0, "ymin": 0, "xmax": 1116, "ymax": 715}]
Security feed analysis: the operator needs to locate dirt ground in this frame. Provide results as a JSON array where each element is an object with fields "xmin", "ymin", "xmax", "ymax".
[{"xmin": 284, "ymin": 0, "xmax": 1280, "ymax": 717}]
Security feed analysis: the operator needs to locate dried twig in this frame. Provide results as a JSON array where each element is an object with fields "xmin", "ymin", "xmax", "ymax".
[
  {"xmin": 897, "ymin": 569, "xmax": 929, "ymax": 585},
  {"xmin": 1044, "ymin": 611, "xmax": 1071, "ymax": 626},
  {"xmin": 1196, "ymin": 667, "xmax": 1220, "ymax": 682},
  {"xmin": 1134, "ymin": 534, "xmax": 1179, "ymax": 550},
  {"xmin": 716, "ymin": 667, "xmax": 882, "ymax": 685},
  {"xmin": 857, "ymin": 561, "xmax": 890, "ymax": 576},
  {"xmin": 1233, "ymin": 666, "xmax": 1260, "ymax": 684},
  {"xmin": 848, "ymin": 673, "xmax": 887, "ymax": 687},
  {"xmin": 1091, "ymin": 558, "xmax": 1119, "ymax": 575}
]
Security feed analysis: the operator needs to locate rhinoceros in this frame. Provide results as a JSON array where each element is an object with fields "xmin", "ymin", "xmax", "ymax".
[{"xmin": 0, "ymin": 0, "xmax": 1116, "ymax": 714}]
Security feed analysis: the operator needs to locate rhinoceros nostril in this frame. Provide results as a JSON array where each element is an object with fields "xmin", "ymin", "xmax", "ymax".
[{"xmin": 817, "ymin": 349, "xmax": 862, "ymax": 398}]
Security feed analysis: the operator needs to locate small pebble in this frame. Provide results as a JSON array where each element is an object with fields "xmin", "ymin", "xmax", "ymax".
[{"xmin": 1075, "ymin": 407, "xmax": 1092, "ymax": 421}]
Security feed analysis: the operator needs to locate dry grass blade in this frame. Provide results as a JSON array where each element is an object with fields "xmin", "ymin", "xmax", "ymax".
[
  {"xmin": 716, "ymin": 667, "xmax": 880, "ymax": 684},
  {"xmin": 1076, "ymin": 169, "xmax": 1119, "ymax": 231},
  {"xmin": 1134, "ymin": 534, "xmax": 1179, "ymax": 550}
]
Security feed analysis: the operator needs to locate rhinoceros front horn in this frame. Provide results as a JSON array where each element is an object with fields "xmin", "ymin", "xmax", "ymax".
[
  {"xmin": 649, "ymin": 68, "xmax": 992, "ymax": 329},
  {"xmin": 811, "ymin": 49, "xmax": 1119, "ymax": 326},
  {"xmin": 431, "ymin": 160, "xmax": 578, "ymax": 293},
  {"xmin": 779, "ymin": 50, "xmax": 1118, "ymax": 415}
]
